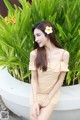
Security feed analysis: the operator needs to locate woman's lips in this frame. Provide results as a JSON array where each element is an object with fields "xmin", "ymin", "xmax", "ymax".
[{"xmin": 38, "ymin": 42, "xmax": 41, "ymax": 44}]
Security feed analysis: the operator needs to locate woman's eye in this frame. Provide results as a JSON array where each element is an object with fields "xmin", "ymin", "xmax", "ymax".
[
  {"xmin": 34, "ymin": 34, "xmax": 41, "ymax": 38},
  {"xmin": 37, "ymin": 34, "xmax": 40, "ymax": 36}
]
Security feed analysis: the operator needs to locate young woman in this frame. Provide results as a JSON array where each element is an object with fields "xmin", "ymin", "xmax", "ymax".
[{"xmin": 29, "ymin": 21, "xmax": 69, "ymax": 120}]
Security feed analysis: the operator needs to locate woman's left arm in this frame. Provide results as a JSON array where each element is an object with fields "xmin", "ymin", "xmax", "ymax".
[{"xmin": 48, "ymin": 50, "xmax": 70, "ymax": 101}]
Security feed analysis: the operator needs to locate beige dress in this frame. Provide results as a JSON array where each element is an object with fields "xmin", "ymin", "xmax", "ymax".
[{"xmin": 29, "ymin": 54, "xmax": 69, "ymax": 105}]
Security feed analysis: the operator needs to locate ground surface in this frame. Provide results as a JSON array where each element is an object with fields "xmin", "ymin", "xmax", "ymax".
[{"xmin": 0, "ymin": 96, "xmax": 27, "ymax": 120}]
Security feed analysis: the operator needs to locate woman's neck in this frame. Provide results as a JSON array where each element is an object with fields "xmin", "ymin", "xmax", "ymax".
[{"xmin": 45, "ymin": 41, "xmax": 57, "ymax": 53}]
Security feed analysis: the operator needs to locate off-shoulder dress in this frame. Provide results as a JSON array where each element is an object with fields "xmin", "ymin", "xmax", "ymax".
[{"xmin": 29, "ymin": 50, "xmax": 69, "ymax": 105}]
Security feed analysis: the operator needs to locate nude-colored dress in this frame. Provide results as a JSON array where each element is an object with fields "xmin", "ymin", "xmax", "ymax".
[{"xmin": 29, "ymin": 52, "xmax": 69, "ymax": 106}]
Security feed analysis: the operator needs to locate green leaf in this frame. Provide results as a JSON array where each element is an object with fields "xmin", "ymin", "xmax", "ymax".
[
  {"xmin": 65, "ymin": 14, "xmax": 72, "ymax": 32},
  {"xmin": 3, "ymin": 0, "xmax": 14, "ymax": 15},
  {"xmin": 56, "ymin": 23, "xmax": 67, "ymax": 41}
]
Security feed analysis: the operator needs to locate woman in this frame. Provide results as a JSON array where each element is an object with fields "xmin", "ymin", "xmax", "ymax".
[{"xmin": 29, "ymin": 21, "xmax": 69, "ymax": 120}]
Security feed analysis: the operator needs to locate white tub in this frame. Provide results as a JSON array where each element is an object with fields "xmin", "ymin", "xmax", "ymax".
[{"xmin": 0, "ymin": 67, "xmax": 80, "ymax": 120}]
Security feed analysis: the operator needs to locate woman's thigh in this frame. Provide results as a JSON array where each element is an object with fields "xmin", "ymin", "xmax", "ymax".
[{"xmin": 37, "ymin": 102, "xmax": 57, "ymax": 120}]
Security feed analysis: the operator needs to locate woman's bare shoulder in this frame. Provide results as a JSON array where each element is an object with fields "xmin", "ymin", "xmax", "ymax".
[
  {"xmin": 30, "ymin": 49, "xmax": 37, "ymax": 58},
  {"xmin": 63, "ymin": 49, "xmax": 69, "ymax": 57},
  {"xmin": 62, "ymin": 49, "xmax": 70, "ymax": 61},
  {"xmin": 59, "ymin": 48, "xmax": 69, "ymax": 56}
]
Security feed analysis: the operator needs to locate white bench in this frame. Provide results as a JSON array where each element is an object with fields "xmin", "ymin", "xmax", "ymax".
[{"xmin": 0, "ymin": 67, "xmax": 80, "ymax": 120}]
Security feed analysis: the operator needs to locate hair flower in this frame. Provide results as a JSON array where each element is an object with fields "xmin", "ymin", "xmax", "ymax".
[{"xmin": 45, "ymin": 26, "xmax": 53, "ymax": 34}]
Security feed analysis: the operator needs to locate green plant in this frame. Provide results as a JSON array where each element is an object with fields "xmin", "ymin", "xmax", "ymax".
[
  {"xmin": 55, "ymin": 0, "xmax": 80, "ymax": 85},
  {"xmin": 0, "ymin": 0, "xmax": 32, "ymax": 82},
  {"xmin": 0, "ymin": 0, "xmax": 80, "ymax": 85}
]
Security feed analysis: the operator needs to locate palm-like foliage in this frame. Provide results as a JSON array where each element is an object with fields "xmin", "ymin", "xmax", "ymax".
[
  {"xmin": 0, "ymin": 0, "xmax": 32, "ymax": 82},
  {"xmin": 0, "ymin": 0, "xmax": 80, "ymax": 85},
  {"xmin": 55, "ymin": 0, "xmax": 80, "ymax": 84}
]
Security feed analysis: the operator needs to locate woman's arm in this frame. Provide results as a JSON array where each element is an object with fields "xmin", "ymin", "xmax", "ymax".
[
  {"xmin": 30, "ymin": 51, "xmax": 40, "ymax": 117},
  {"xmin": 31, "ymin": 70, "xmax": 38, "ymax": 103},
  {"xmin": 29, "ymin": 50, "xmax": 38, "ymax": 103},
  {"xmin": 48, "ymin": 50, "xmax": 70, "ymax": 100},
  {"xmin": 48, "ymin": 72, "xmax": 66, "ymax": 100}
]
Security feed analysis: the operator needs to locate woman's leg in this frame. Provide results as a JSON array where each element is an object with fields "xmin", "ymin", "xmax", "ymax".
[
  {"xmin": 37, "ymin": 102, "xmax": 56, "ymax": 120},
  {"xmin": 30, "ymin": 92, "xmax": 60, "ymax": 120}
]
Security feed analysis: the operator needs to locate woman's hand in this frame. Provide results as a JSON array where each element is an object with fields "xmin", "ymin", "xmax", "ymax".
[
  {"xmin": 38, "ymin": 97, "xmax": 51, "ymax": 108},
  {"xmin": 31, "ymin": 102, "xmax": 40, "ymax": 119}
]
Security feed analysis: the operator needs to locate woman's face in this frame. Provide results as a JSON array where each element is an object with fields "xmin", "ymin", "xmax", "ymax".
[{"xmin": 34, "ymin": 28, "xmax": 49, "ymax": 47}]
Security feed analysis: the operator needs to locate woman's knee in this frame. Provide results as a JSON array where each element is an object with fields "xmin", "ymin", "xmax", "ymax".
[
  {"xmin": 30, "ymin": 113, "xmax": 36, "ymax": 120},
  {"xmin": 38, "ymin": 116, "xmax": 43, "ymax": 120},
  {"xmin": 30, "ymin": 115, "xmax": 35, "ymax": 120},
  {"xmin": 30, "ymin": 108, "xmax": 34, "ymax": 120},
  {"xmin": 38, "ymin": 116, "xmax": 48, "ymax": 120},
  {"xmin": 30, "ymin": 109, "xmax": 37, "ymax": 120}
]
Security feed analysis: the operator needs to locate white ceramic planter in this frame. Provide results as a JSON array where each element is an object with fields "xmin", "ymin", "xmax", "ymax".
[{"xmin": 0, "ymin": 67, "xmax": 80, "ymax": 120}]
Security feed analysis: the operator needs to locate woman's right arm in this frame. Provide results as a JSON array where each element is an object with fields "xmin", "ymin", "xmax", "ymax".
[
  {"xmin": 29, "ymin": 51, "xmax": 40, "ymax": 117},
  {"xmin": 31, "ymin": 70, "xmax": 38, "ymax": 103},
  {"xmin": 31, "ymin": 71, "xmax": 40, "ymax": 117},
  {"xmin": 29, "ymin": 50, "xmax": 38, "ymax": 103}
]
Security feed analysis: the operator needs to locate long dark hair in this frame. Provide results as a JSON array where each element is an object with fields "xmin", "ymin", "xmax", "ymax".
[{"xmin": 32, "ymin": 21, "xmax": 62, "ymax": 71}]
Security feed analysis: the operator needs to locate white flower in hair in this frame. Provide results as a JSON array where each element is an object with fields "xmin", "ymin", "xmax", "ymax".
[{"xmin": 45, "ymin": 26, "xmax": 53, "ymax": 34}]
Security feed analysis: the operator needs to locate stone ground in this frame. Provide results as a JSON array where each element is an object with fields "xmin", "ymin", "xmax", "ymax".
[{"xmin": 0, "ymin": 96, "xmax": 27, "ymax": 120}]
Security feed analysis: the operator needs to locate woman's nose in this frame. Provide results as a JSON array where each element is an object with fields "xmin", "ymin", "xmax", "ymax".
[{"xmin": 35, "ymin": 37, "xmax": 38, "ymax": 42}]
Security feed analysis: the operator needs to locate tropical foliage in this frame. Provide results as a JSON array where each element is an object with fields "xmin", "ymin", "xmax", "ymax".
[{"xmin": 0, "ymin": 0, "xmax": 80, "ymax": 85}]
